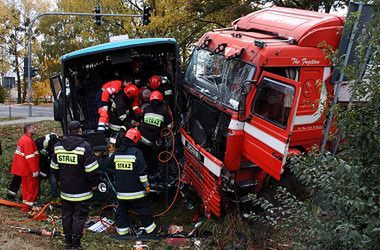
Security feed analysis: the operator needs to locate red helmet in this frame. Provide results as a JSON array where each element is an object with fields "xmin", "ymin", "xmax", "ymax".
[
  {"xmin": 125, "ymin": 128, "xmax": 142, "ymax": 143},
  {"xmin": 124, "ymin": 84, "xmax": 139, "ymax": 98},
  {"xmin": 150, "ymin": 90, "xmax": 163, "ymax": 102},
  {"xmin": 148, "ymin": 75, "xmax": 162, "ymax": 90}
]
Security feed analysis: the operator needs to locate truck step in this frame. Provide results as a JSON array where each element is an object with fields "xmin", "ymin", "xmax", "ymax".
[
  {"xmin": 231, "ymin": 195, "xmax": 253, "ymax": 204},
  {"xmin": 237, "ymin": 180, "xmax": 256, "ymax": 189},
  {"xmin": 240, "ymin": 161, "xmax": 256, "ymax": 169}
]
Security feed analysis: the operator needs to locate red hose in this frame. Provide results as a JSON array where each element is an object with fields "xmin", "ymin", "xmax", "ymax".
[{"xmin": 99, "ymin": 127, "xmax": 182, "ymax": 226}]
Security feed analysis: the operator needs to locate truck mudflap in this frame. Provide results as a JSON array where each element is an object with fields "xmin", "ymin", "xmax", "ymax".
[{"xmin": 180, "ymin": 128, "xmax": 223, "ymax": 217}]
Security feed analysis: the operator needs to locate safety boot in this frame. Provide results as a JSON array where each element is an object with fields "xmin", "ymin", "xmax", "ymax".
[
  {"xmin": 6, "ymin": 193, "xmax": 17, "ymax": 201},
  {"xmin": 137, "ymin": 225, "xmax": 161, "ymax": 235},
  {"xmin": 72, "ymin": 235, "xmax": 83, "ymax": 250},
  {"xmin": 64, "ymin": 234, "xmax": 72, "ymax": 249}
]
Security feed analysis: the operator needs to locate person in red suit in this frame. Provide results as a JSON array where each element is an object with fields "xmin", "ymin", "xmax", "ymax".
[
  {"xmin": 96, "ymin": 79, "xmax": 141, "ymax": 133},
  {"xmin": 11, "ymin": 123, "xmax": 40, "ymax": 212}
]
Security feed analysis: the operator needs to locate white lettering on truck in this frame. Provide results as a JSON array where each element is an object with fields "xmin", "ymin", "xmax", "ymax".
[{"xmin": 291, "ymin": 57, "xmax": 320, "ymax": 66}]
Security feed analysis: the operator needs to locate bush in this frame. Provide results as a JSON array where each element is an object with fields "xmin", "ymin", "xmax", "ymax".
[
  {"xmin": 287, "ymin": 152, "xmax": 380, "ymax": 249},
  {"xmin": 287, "ymin": 4, "xmax": 380, "ymax": 248}
]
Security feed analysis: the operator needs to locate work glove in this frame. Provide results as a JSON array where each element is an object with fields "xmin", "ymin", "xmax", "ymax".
[
  {"xmin": 143, "ymin": 182, "xmax": 150, "ymax": 194},
  {"xmin": 32, "ymin": 171, "xmax": 39, "ymax": 178},
  {"xmin": 134, "ymin": 108, "xmax": 143, "ymax": 116}
]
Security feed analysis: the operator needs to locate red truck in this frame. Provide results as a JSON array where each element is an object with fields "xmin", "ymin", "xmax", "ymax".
[
  {"xmin": 52, "ymin": 5, "xmax": 368, "ymax": 218},
  {"xmin": 179, "ymin": 7, "xmax": 345, "ymax": 217}
]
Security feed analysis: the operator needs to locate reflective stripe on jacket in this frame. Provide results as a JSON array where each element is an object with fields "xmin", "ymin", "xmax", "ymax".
[
  {"xmin": 104, "ymin": 141, "xmax": 148, "ymax": 200},
  {"xmin": 101, "ymin": 80, "xmax": 123, "ymax": 103},
  {"xmin": 50, "ymin": 134, "xmax": 100, "ymax": 202},
  {"xmin": 138, "ymin": 103, "xmax": 172, "ymax": 144}
]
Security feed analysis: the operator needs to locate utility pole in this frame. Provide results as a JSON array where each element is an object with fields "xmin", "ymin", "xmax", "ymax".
[
  {"xmin": 27, "ymin": 9, "xmax": 149, "ymax": 117},
  {"xmin": 321, "ymin": 2, "xmax": 364, "ymax": 152},
  {"xmin": 8, "ymin": 76, "xmax": 11, "ymax": 118}
]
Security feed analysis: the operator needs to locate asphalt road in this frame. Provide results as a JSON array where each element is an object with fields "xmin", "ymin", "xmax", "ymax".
[{"xmin": 0, "ymin": 103, "xmax": 53, "ymax": 118}]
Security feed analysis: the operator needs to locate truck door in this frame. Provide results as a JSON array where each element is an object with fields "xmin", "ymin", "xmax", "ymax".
[
  {"xmin": 49, "ymin": 75, "xmax": 63, "ymax": 122},
  {"xmin": 243, "ymin": 71, "xmax": 301, "ymax": 180}
]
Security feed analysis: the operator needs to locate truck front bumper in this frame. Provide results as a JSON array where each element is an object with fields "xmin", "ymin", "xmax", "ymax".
[{"xmin": 180, "ymin": 128, "xmax": 223, "ymax": 217}]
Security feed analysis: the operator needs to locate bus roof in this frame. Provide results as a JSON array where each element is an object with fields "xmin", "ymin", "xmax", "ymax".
[{"xmin": 61, "ymin": 38, "xmax": 177, "ymax": 61}]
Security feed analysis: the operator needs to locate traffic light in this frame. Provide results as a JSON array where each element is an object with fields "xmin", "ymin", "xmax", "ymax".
[
  {"xmin": 31, "ymin": 67, "xmax": 38, "ymax": 77},
  {"xmin": 142, "ymin": 6, "xmax": 152, "ymax": 26},
  {"xmin": 94, "ymin": 6, "xmax": 102, "ymax": 26},
  {"xmin": 23, "ymin": 57, "xmax": 38, "ymax": 78}
]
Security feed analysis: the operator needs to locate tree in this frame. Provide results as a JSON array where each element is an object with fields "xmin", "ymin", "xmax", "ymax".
[
  {"xmin": 37, "ymin": 0, "xmax": 139, "ymax": 81},
  {"xmin": 0, "ymin": 0, "xmax": 50, "ymax": 103},
  {"xmin": 264, "ymin": 0, "xmax": 349, "ymax": 13},
  {"xmin": 32, "ymin": 79, "xmax": 51, "ymax": 105},
  {"xmin": 139, "ymin": 0, "xmax": 260, "ymax": 63}
]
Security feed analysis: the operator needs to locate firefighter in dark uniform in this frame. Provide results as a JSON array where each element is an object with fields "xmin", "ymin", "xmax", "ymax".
[
  {"xmin": 35, "ymin": 133, "xmax": 60, "ymax": 201},
  {"xmin": 108, "ymin": 84, "xmax": 140, "ymax": 133},
  {"xmin": 138, "ymin": 91, "xmax": 172, "ymax": 173},
  {"xmin": 105, "ymin": 128, "xmax": 157, "ymax": 235},
  {"xmin": 147, "ymin": 75, "xmax": 173, "ymax": 103},
  {"xmin": 50, "ymin": 121, "xmax": 100, "ymax": 249},
  {"xmin": 96, "ymin": 79, "xmax": 140, "ymax": 133}
]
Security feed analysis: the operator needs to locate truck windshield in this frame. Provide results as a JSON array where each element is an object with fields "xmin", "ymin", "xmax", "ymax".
[{"xmin": 185, "ymin": 48, "xmax": 256, "ymax": 110}]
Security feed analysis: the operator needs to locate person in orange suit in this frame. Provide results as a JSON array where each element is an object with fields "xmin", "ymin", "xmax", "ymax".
[{"xmin": 11, "ymin": 123, "xmax": 40, "ymax": 212}]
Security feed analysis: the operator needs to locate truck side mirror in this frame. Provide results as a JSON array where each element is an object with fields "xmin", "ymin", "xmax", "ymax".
[
  {"xmin": 242, "ymin": 80, "xmax": 256, "ymax": 95},
  {"xmin": 237, "ymin": 80, "xmax": 256, "ymax": 122}
]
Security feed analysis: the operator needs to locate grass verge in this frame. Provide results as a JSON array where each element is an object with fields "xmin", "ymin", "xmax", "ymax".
[{"xmin": 0, "ymin": 117, "xmax": 24, "ymax": 122}]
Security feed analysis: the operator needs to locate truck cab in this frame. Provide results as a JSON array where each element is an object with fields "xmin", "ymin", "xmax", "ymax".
[{"xmin": 179, "ymin": 7, "xmax": 344, "ymax": 217}]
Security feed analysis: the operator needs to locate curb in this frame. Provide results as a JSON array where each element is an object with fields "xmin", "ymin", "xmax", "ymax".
[{"xmin": 0, "ymin": 117, "xmax": 55, "ymax": 126}]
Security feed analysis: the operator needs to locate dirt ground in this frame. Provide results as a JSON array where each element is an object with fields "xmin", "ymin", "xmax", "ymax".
[
  {"xmin": 0, "ymin": 121, "xmax": 294, "ymax": 249},
  {"xmin": 0, "ymin": 206, "xmax": 61, "ymax": 249},
  {"xmin": 0, "ymin": 199, "xmax": 197, "ymax": 250},
  {"xmin": 0, "ymin": 121, "xmax": 197, "ymax": 249}
]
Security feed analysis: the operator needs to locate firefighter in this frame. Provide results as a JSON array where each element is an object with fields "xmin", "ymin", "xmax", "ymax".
[
  {"xmin": 6, "ymin": 175, "xmax": 21, "ymax": 201},
  {"xmin": 35, "ymin": 133, "xmax": 60, "ymax": 201},
  {"xmin": 126, "ymin": 87, "xmax": 151, "ymax": 128},
  {"xmin": 108, "ymin": 84, "xmax": 140, "ymax": 133},
  {"xmin": 147, "ymin": 75, "xmax": 173, "ymax": 103},
  {"xmin": 105, "ymin": 128, "xmax": 157, "ymax": 235},
  {"xmin": 138, "ymin": 91, "xmax": 173, "ymax": 173},
  {"xmin": 50, "ymin": 121, "xmax": 100, "ymax": 249},
  {"xmin": 96, "ymin": 79, "xmax": 127, "ymax": 132},
  {"xmin": 7, "ymin": 133, "xmax": 60, "ymax": 202},
  {"xmin": 97, "ymin": 79, "xmax": 140, "ymax": 133},
  {"xmin": 10, "ymin": 123, "xmax": 40, "ymax": 212}
]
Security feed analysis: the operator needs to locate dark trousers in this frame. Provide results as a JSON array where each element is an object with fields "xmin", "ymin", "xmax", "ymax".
[
  {"xmin": 7, "ymin": 175, "xmax": 21, "ymax": 197},
  {"xmin": 138, "ymin": 143, "xmax": 159, "ymax": 175},
  {"xmin": 48, "ymin": 174, "xmax": 59, "ymax": 199},
  {"xmin": 116, "ymin": 197, "xmax": 154, "ymax": 230},
  {"xmin": 62, "ymin": 200, "xmax": 90, "ymax": 237}
]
